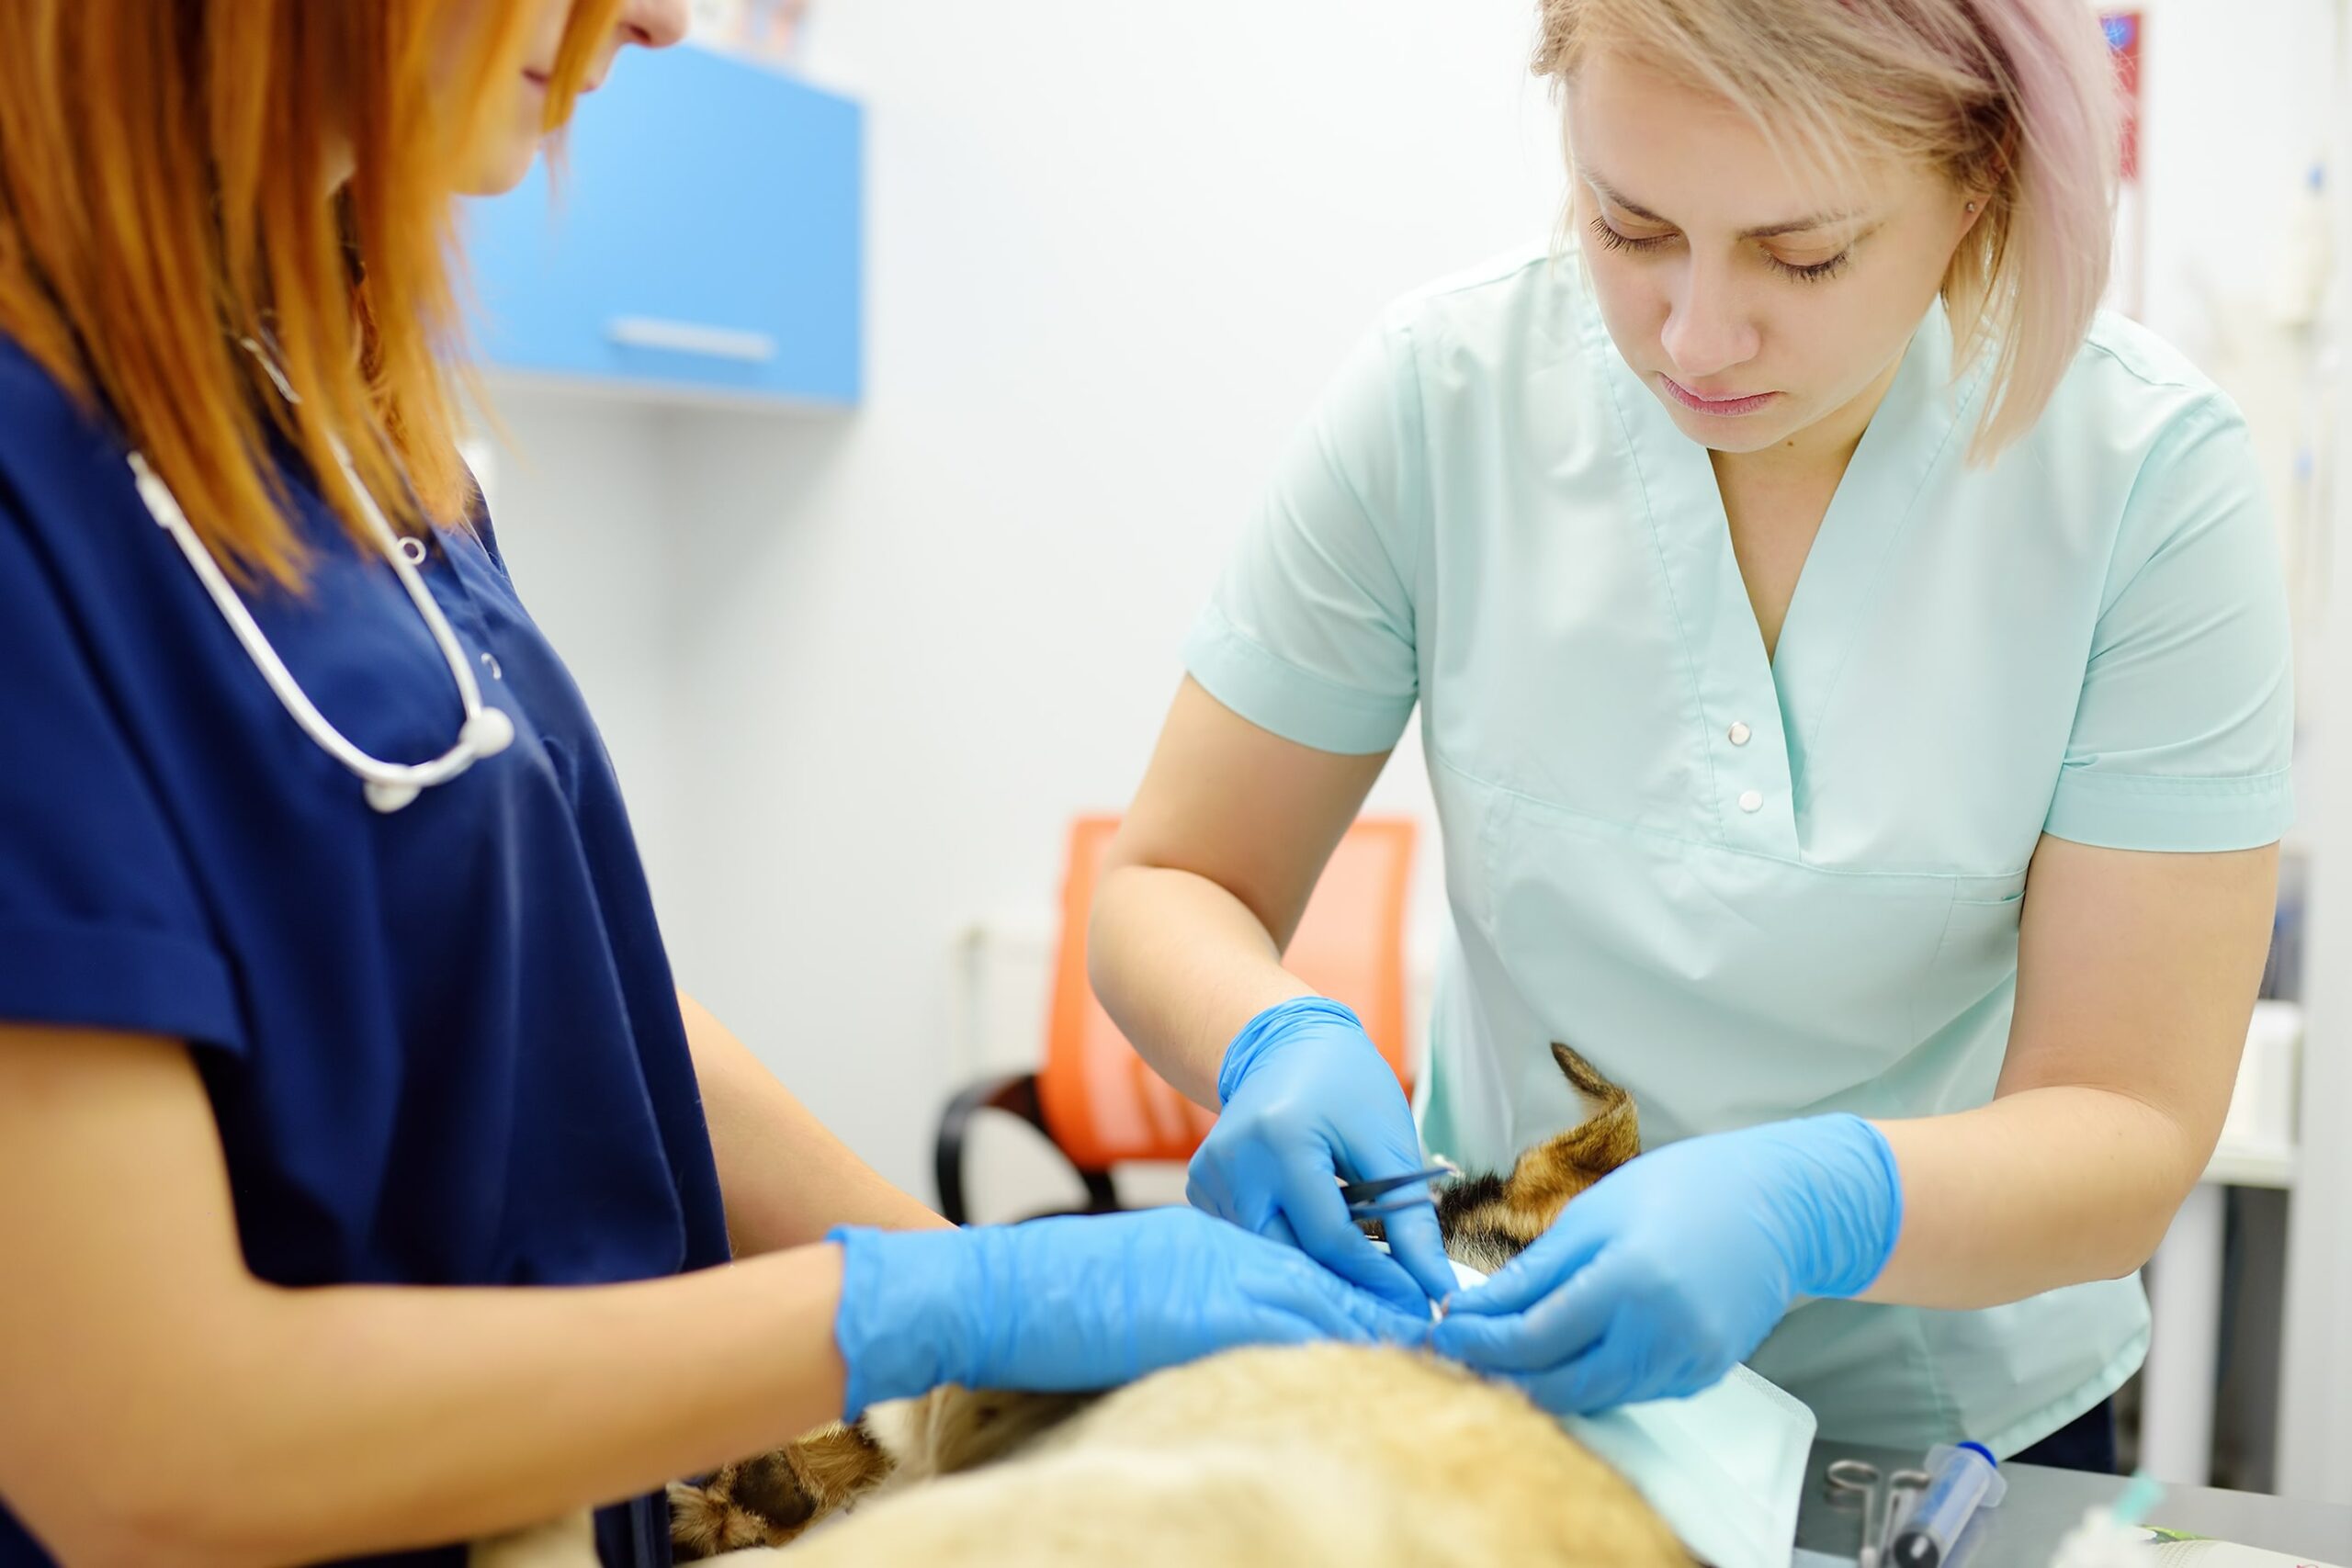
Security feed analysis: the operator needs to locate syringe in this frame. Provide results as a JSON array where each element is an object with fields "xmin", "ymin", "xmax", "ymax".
[{"xmin": 1889, "ymin": 1442, "xmax": 2008, "ymax": 1568}]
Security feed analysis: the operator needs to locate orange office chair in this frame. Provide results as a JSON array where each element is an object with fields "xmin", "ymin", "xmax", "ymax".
[{"xmin": 934, "ymin": 813, "xmax": 1417, "ymax": 1224}]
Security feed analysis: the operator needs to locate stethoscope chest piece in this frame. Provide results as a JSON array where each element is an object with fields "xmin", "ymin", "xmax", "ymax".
[{"xmin": 361, "ymin": 707, "xmax": 515, "ymax": 815}]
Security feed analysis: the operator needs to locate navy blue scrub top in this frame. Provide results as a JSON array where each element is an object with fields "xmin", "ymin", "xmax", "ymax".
[{"xmin": 0, "ymin": 336, "xmax": 730, "ymax": 1568}]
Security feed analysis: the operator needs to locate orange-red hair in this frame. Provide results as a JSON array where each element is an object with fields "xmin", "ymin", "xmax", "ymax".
[{"xmin": 0, "ymin": 1, "xmax": 624, "ymax": 585}]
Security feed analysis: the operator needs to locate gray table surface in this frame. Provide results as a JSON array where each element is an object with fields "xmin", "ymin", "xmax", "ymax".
[{"xmin": 1797, "ymin": 1442, "xmax": 2352, "ymax": 1566}]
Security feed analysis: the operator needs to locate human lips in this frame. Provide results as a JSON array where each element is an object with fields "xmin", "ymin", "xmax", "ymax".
[
  {"xmin": 521, "ymin": 68, "xmax": 605, "ymax": 95},
  {"xmin": 1658, "ymin": 375, "xmax": 1781, "ymax": 418}
]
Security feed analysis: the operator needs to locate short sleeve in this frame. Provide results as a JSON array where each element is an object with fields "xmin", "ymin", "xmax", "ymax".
[
  {"xmin": 0, "ymin": 501, "xmax": 246, "ymax": 1052},
  {"xmin": 2043, "ymin": 397, "xmax": 2295, "ymax": 852},
  {"xmin": 1182, "ymin": 322, "xmax": 1428, "ymax": 755}
]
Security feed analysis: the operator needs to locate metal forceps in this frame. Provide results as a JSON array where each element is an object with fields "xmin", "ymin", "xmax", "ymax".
[
  {"xmin": 1340, "ymin": 1164, "xmax": 1454, "ymax": 1222},
  {"xmin": 1824, "ymin": 1459, "xmax": 1931, "ymax": 1568},
  {"xmin": 1882, "ymin": 1468, "xmax": 1931, "ymax": 1562}
]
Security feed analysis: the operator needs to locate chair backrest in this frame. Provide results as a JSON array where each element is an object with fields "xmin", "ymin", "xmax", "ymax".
[{"xmin": 1035, "ymin": 814, "xmax": 1417, "ymax": 1171}]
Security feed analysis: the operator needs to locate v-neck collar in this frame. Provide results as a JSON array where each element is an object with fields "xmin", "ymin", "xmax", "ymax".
[{"xmin": 1577, "ymin": 260, "xmax": 1984, "ymax": 848}]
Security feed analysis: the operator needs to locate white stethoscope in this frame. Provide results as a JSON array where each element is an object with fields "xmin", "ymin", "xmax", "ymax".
[{"xmin": 125, "ymin": 339, "xmax": 514, "ymax": 814}]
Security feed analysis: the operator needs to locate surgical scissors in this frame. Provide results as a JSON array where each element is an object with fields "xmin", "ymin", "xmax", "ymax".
[
  {"xmin": 1826, "ymin": 1459, "xmax": 1935, "ymax": 1568},
  {"xmin": 1881, "ymin": 1468, "xmax": 1931, "ymax": 1563},
  {"xmin": 1340, "ymin": 1164, "xmax": 1454, "ymax": 1221},
  {"xmin": 1826, "ymin": 1458, "xmax": 1888, "ymax": 1568}
]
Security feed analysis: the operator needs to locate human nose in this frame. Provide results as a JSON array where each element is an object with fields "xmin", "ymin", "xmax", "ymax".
[
  {"xmin": 617, "ymin": 0, "xmax": 690, "ymax": 51},
  {"xmin": 1657, "ymin": 254, "xmax": 1761, "ymax": 384}
]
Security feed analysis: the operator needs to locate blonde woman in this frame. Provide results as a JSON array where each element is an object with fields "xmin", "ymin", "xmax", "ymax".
[
  {"xmin": 1093, "ymin": 0, "xmax": 2289, "ymax": 1468},
  {"xmin": 0, "ymin": 6, "xmax": 1424, "ymax": 1565}
]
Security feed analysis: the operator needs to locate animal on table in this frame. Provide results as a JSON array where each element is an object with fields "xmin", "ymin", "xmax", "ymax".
[{"xmin": 470, "ymin": 1044, "xmax": 1683, "ymax": 1568}]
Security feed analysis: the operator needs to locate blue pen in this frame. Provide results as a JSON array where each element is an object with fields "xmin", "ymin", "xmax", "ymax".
[{"xmin": 1890, "ymin": 1442, "xmax": 2008, "ymax": 1568}]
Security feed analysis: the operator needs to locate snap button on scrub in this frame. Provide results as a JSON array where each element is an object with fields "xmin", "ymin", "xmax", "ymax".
[
  {"xmin": 398, "ymin": 536, "xmax": 427, "ymax": 566},
  {"xmin": 1738, "ymin": 790, "xmax": 1764, "ymax": 813},
  {"xmin": 1729, "ymin": 721, "xmax": 1752, "ymax": 746}
]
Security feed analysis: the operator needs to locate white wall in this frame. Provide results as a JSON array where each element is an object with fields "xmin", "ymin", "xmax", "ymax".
[
  {"xmin": 2128, "ymin": 0, "xmax": 2340, "ymax": 660},
  {"xmin": 2134, "ymin": 0, "xmax": 2335, "ymax": 350}
]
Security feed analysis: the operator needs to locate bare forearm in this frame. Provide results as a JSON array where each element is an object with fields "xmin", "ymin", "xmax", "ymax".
[
  {"xmin": 680, "ymin": 991, "xmax": 946, "ymax": 1252},
  {"xmin": 1865, "ymin": 1086, "xmax": 2208, "ymax": 1309},
  {"xmin": 1864, "ymin": 838, "xmax": 2274, "ymax": 1309},
  {"xmin": 135, "ymin": 1247, "xmax": 850, "ymax": 1566},
  {"xmin": 1088, "ymin": 863, "xmax": 1316, "ymax": 1107}
]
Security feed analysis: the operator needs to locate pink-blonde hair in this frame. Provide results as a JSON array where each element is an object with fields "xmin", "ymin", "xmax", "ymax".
[{"xmin": 1537, "ymin": 0, "xmax": 2121, "ymax": 464}]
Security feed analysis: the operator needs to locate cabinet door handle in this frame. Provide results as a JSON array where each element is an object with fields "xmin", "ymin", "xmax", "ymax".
[{"xmin": 605, "ymin": 317, "xmax": 778, "ymax": 364}]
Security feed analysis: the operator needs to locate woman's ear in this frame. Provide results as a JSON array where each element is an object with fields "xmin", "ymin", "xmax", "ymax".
[
  {"xmin": 1957, "ymin": 132, "xmax": 2014, "ymax": 241},
  {"xmin": 1959, "ymin": 190, "xmax": 1990, "ymax": 240}
]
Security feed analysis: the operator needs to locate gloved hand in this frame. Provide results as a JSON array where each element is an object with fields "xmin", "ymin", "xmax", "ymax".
[
  {"xmin": 830, "ymin": 1205, "xmax": 1430, "ymax": 1416},
  {"xmin": 1184, "ymin": 996, "xmax": 1457, "ymax": 1314},
  {"xmin": 1430, "ymin": 1113, "xmax": 1902, "ymax": 1414}
]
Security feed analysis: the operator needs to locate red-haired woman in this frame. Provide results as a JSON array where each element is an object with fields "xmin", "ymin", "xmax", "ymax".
[{"xmin": 0, "ymin": 7, "xmax": 1422, "ymax": 1565}]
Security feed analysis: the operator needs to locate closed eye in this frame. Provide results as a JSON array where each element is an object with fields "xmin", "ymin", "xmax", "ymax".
[
  {"xmin": 1588, "ymin": 214, "xmax": 1672, "ymax": 254},
  {"xmin": 1765, "ymin": 250, "xmax": 1852, "ymax": 283},
  {"xmin": 1589, "ymin": 214, "xmax": 1855, "ymax": 284}
]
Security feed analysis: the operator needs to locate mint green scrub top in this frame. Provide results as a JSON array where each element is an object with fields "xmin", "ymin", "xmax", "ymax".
[{"xmin": 1183, "ymin": 245, "xmax": 2294, "ymax": 1454}]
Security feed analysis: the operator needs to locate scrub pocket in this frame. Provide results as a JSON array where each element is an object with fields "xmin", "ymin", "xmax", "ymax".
[
  {"xmin": 1911, "ymin": 869, "xmax": 2028, "ymax": 1040},
  {"xmin": 1451, "ymin": 767, "xmax": 1973, "ymax": 1142}
]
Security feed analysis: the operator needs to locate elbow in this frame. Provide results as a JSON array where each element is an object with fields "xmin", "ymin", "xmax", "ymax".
[
  {"xmin": 1085, "ymin": 899, "xmax": 1127, "ymax": 1021},
  {"xmin": 2099, "ymin": 1224, "xmax": 2172, "ymax": 1282},
  {"xmin": 107, "ymin": 1454, "xmax": 305, "ymax": 1568},
  {"xmin": 2062, "ymin": 1093, "xmax": 2219, "ymax": 1284},
  {"xmin": 2139, "ymin": 1190, "xmax": 2207, "ymax": 1276},
  {"xmin": 5, "ymin": 1316, "xmax": 318, "ymax": 1568},
  {"xmin": 90, "ymin": 1450, "xmax": 352, "ymax": 1568},
  {"xmin": 15, "ymin": 1487, "xmax": 265, "ymax": 1568},
  {"xmin": 77, "ymin": 1523, "xmax": 245, "ymax": 1568},
  {"xmin": 1, "ymin": 1406, "xmax": 246, "ymax": 1568},
  {"xmin": 2095, "ymin": 1170, "xmax": 2209, "ymax": 1283},
  {"xmin": 1086, "ymin": 861, "xmax": 1148, "ymax": 996},
  {"xmin": 104, "ymin": 1432, "xmax": 321, "ymax": 1568}
]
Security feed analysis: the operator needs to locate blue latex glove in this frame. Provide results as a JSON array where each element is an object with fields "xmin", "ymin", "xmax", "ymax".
[
  {"xmin": 830, "ymin": 1206, "xmax": 1430, "ymax": 1416},
  {"xmin": 1430, "ymin": 1113, "xmax": 1902, "ymax": 1414},
  {"xmin": 1185, "ymin": 996, "xmax": 1457, "ymax": 1314}
]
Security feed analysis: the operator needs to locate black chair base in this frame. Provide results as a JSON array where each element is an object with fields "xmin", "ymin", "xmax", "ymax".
[{"xmin": 934, "ymin": 1071, "xmax": 1123, "ymax": 1226}]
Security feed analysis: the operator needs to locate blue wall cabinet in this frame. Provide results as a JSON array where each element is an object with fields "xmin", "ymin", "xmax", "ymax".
[{"xmin": 463, "ymin": 45, "xmax": 863, "ymax": 405}]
